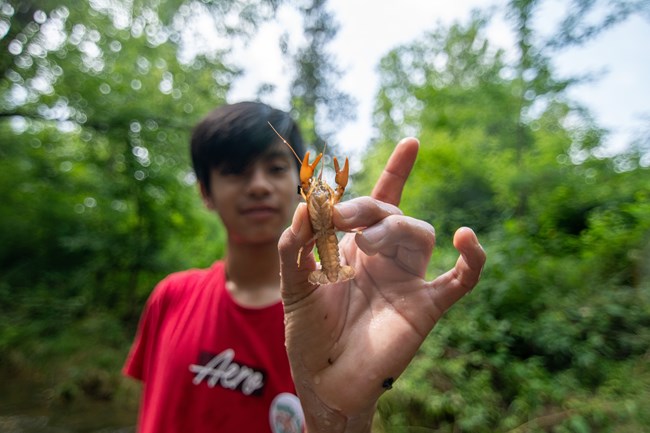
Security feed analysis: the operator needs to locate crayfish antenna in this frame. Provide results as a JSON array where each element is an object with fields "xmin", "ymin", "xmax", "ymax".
[
  {"xmin": 318, "ymin": 141, "xmax": 328, "ymax": 180},
  {"xmin": 268, "ymin": 121, "xmax": 303, "ymax": 164}
]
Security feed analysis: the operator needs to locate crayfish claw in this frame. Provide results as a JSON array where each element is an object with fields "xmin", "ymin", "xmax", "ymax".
[
  {"xmin": 333, "ymin": 157, "xmax": 350, "ymax": 189},
  {"xmin": 300, "ymin": 152, "xmax": 323, "ymax": 194}
]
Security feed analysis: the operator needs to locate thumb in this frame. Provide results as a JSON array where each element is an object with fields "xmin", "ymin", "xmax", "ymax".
[{"xmin": 279, "ymin": 203, "xmax": 317, "ymax": 305}]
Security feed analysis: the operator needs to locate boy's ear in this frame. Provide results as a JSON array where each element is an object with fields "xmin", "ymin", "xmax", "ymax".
[{"xmin": 198, "ymin": 181, "xmax": 215, "ymax": 210}]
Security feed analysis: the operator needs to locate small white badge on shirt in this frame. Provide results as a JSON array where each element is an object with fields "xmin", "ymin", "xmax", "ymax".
[{"xmin": 269, "ymin": 392, "xmax": 305, "ymax": 433}]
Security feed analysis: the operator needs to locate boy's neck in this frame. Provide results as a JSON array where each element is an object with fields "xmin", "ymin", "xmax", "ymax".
[{"xmin": 224, "ymin": 240, "xmax": 282, "ymax": 307}]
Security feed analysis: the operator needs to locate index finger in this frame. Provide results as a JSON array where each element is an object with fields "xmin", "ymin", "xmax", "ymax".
[{"xmin": 371, "ymin": 137, "xmax": 419, "ymax": 206}]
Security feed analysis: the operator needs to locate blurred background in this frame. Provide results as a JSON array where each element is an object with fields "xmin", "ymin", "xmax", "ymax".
[{"xmin": 1, "ymin": 0, "xmax": 649, "ymax": 432}]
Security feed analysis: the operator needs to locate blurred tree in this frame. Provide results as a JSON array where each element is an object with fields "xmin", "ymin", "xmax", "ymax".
[
  {"xmin": 543, "ymin": 0, "xmax": 650, "ymax": 48},
  {"xmin": 286, "ymin": 0, "xmax": 355, "ymax": 151},
  {"xmin": 0, "ymin": 0, "xmax": 279, "ymax": 340}
]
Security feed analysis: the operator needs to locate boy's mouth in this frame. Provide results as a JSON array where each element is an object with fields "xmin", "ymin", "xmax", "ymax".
[{"xmin": 240, "ymin": 205, "xmax": 279, "ymax": 219}]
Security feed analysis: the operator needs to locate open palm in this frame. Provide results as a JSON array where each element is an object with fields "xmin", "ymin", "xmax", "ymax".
[{"xmin": 279, "ymin": 138, "xmax": 486, "ymax": 433}]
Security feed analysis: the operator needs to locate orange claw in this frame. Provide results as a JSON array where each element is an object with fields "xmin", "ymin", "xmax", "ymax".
[
  {"xmin": 333, "ymin": 157, "xmax": 349, "ymax": 202},
  {"xmin": 333, "ymin": 157, "xmax": 349, "ymax": 189},
  {"xmin": 300, "ymin": 151, "xmax": 322, "ymax": 193}
]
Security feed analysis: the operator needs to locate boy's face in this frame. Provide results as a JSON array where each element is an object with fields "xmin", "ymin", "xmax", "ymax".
[{"xmin": 201, "ymin": 142, "xmax": 301, "ymax": 246}]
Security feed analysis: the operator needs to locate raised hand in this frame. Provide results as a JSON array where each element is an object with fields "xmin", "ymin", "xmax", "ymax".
[{"xmin": 278, "ymin": 138, "xmax": 486, "ymax": 433}]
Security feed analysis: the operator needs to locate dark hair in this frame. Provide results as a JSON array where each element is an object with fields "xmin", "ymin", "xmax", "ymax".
[{"xmin": 190, "ymin": 101, "xmax": 305, "ymax": 192}]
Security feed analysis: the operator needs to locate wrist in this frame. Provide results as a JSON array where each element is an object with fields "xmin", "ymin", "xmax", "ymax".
[
  {"xmin": 304, "ymin": 414, "xmax": 374, "ymax": 433},
  {"xmin": 301, "ymin": 399, "xmax": 376, "ymax": 433}
]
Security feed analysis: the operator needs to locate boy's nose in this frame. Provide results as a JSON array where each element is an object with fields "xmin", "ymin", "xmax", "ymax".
[{"xmin": 246, "ymin": 167, "xmax": 272, "ymax": 196}]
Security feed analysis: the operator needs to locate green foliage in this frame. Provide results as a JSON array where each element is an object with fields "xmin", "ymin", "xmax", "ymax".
[
  {"xmin": 1, "ymin": 0, "xmax": 649, "ymax": 430},
  {"xmin": 361, "ymin": 6, "xmax": 650, "ymax": 432},
  {"xmin": 0, "ymin": 0, "xmax": 262, "ymax": 371}
]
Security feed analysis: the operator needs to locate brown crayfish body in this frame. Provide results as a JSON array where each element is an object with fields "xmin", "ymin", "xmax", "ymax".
[{"xmin": 269, "ymin": 123, "xmax": 355, "ymax": 284}]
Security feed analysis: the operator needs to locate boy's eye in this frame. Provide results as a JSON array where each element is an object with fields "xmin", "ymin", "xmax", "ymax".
[
  {"xmin": 270, "ymin": 165, "xmax": 288, "ymax": 173},
  {"xmin": 268, "ymin": 160, "xmax": 290, "ymax": 174},
  {"xmin": 219, "ymin": 167, "xmax": 246, "ymax": 176},
  {"xmin": 216, "ymin": 160, "xmax": 247, "ymax": 176}
]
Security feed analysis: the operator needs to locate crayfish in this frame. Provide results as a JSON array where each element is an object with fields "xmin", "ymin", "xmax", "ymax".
[{"xmin": 269, "ymin": 123, "xmax": 356, "ymax": 284}]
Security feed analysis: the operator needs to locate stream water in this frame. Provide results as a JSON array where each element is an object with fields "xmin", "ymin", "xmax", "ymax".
[{"xmin": 0, "ymin": 370, "xmax": 137, "ymax": 433}]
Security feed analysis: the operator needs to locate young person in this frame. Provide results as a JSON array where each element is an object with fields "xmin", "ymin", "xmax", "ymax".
[{"xmin": 124, "ymin": 101, "xmax": 486, "ymax": 433}]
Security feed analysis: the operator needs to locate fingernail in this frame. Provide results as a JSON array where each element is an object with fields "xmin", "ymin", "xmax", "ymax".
[
  {"xmin": 397, "ymin": 137, "xmax": 419, "ymax": 146},
  {"xmin": 360, "ymin": 226, "xmax": 383, "ymax": 244},
  {"xmin": 336, "ymin": 202, "xmax": 357, "ymax": 221}
]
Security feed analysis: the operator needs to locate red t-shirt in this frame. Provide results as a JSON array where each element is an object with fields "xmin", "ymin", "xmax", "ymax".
[{"xmin": 123, "ymin": 261, "xmax": 304, "ymax": 433}]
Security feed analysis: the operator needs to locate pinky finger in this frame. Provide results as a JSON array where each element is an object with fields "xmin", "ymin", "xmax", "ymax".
[{"xmin": 427, "ymin": 227, "xmax": 486, "ymax": 314}]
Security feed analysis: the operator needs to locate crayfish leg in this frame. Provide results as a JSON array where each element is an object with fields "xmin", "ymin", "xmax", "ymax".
[
  {"xmin": 297, "ymin": 246, "xmax": 303, "ymax": 267},
  {"xmin": 296, "ymin": 235, "xmax": 317, "ymax": 267}
]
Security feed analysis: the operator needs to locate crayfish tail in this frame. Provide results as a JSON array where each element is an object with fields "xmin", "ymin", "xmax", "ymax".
[
  {"xmin": 308, "ymin": 266, "xmax": 355, "ymax": 285},
  {"xmin": 339, "ymin": 265, "xmax": 355, "ymax": 281}
]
